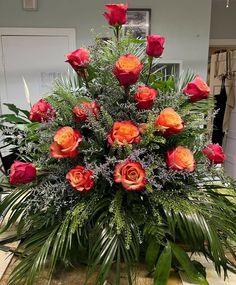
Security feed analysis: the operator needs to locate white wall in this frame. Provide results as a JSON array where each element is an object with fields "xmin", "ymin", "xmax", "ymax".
[
  {"xmin": 211, "ymin": 0, "xmax": 236, "ymax": 39},
  {"xmin": 0, "ymin": 0, "xmax": 212, "ymax": 78}
]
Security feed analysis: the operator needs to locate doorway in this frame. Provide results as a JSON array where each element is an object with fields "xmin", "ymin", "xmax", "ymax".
[
  {"xmin": 208, "ymin": 39, "xmax": 236, "ymax": 179},
  {"xmin": 0, "ymin": 28, "xmax": 76, "ymax": 114}
]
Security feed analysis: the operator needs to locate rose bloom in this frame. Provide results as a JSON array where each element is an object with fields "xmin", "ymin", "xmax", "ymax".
[
  {"xmin": 50, "ymin": 127, "xmax": 82, "ymax": 158},
  {"xmin": 183, "ymin": 75, "xmax": 210, "ymax": 102},
  {"xmin": 113, "ymin": 54, "xmax": 143, "ymax": 86},
  {"xmin": 146, "ymin": 35, "xmax": 165, "ymax": 58},
  {"xmin": 108, "ymin": 121, "xmax": 141, "ymax": 146},
  {"xmin": 73, "ymin": 101, "xmax": 100, "ymax": 123},
  {"xmin": 166, "ymin": 146, "xmax": 196, "ymax": 172},
  {"xmin": 103, "ymin": 4, "xmax": 128, "ymax": 26},
  {"xmin": 66, "ymin": 165, "xmax": 94, "ymax": 192},
  {"xmin": 154, "ymin": 107, "xmax": 184, "ymax": 136},
  {"xmin": 9, "ymin": 161, "xmax": 36, "ymax": 185},
  {"xmin": 114, "ymin": 160, "xmax": 146, "ymax": 191},
  {"xmin": 134, "ymin": 86, "xmax": 157, "ymax": 109},
  {"xmin": 29, "ymin": 99, "xmax": 55, "ymax": 123},
  {"xmin": 202, "ymin": 143, "xmax": 225, "ymax": 164},
  {"xmin": 66, "ymin": 48, "xmax": 90, "ymax": 71}
]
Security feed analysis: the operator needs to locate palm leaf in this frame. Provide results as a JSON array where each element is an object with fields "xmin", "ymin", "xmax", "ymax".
[
  {"xmin": 170, "ymin": 242, "xmax": 209, "ymax": 285},
  {"xmin": 154, "ymin": 242, "xmax": 172, "ymax": 285}
]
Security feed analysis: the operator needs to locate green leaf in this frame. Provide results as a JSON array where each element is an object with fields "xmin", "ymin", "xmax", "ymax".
[
  {"xmin": 3, "ymin": 103, "xmax": 19, "ymax": 115},
  {"xmin": 145, "ymin": 239, "xmax": 160, "ymax": 272},
  {"xmin": 154, "ymin": 242, "xmax": 172, "ymax": 285},
  {"xmin": 170, "ymin": 243, "xmax": 209, "ymax": 285},
  {"xmin": 0, "ymin": 114, "xmax": 29, "ymax": 124},
  {"xmin": 3, "ymin": 103, "xmax": 30, "ymax": 117}
]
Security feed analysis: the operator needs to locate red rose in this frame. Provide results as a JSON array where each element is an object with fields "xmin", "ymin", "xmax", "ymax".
[
  {"xmin": 146, "ymin": 35, "xmax": 165, "ymax": 58},
  {"xmin": 134, "ymin": 86, "xmax": 157, "ymax": 109},
  {"xmin": 166, "ymin": 146, "xmax": 196, "ymax": 172},
  {"xmin": 9, "ymin": 161, "xmax": 36, "ymax": 185},
  {"xmin": 66, "ymin": 48, "xmax": 90, "ymax": 71},
  {"xmin": 108, "ymin": 121, "xmax": 141, "ymax": 146},
  {"xmin": 50, "ymin": 127, "xmax": 82, "ymax": 158},
  {"xmin": 72, "ymin": 101, "xmax": 100, "ymax": 123},
  {"xmin": 29, "ymin": 99, "xmax": 55, "ymax": 123},
  {"xmin": 66, "ymin": 165, "xmax": 94, "ymax": 192},
  {"xmin": 202, "ymin": 143, "xmax": 225, "ymax": 164},
  {"xmin": 113, "ymin": 54, "xmax": 143, "ymax": 86},
  {"xmin": 154, "ymin": 107, "xmax": 184, "ymax": 136},
  {"xmin": 103, "ymin": 4, "xmax": 128, "ymax": 26},
  {"xmin": 114, "ymin": 160, "xmax": 146, "ymax": 190},
  {"xmin": 183, "ymin": 75, "xmax": 210, "ymax": 102}
]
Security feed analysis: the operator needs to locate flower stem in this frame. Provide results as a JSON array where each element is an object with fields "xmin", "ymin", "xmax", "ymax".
[
  {"xmin": 146, "ymin": 56, "xmax": 153, "ymax": 86},
  {"xmin": 124, "ymin": 86, "xmax": 129, "ymax": 101},
  {"xmin": 80, "ymin": 68, "xmax": 89, "ymax": 89},
  {"xmin": 114, "ymin": 25, "xmax": 121, "ymax": 43}
]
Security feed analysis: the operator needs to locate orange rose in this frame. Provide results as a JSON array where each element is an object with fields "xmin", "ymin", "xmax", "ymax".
[
  {"xmin": 66, "ymin": 165, "xmax": 94, "ymax": 192},
  {"xmin": 166, "ymin": 146, "xmax": 195, "ymax": 172},
  {"xmin": 113, "ymin": 54, "xmax": 143, "ymax": 86},
  {"xmin": 108, "ymin": 121, "xmax": 141, "ymax": 146},
  {"xmin": 134, "ymin": 86, "xmax": 157, "ymax": 109},
  {"xmin": 114, "ymin": 160, "xmax": 146, "ymax": 190},
  {"xmin": 73, "ymin": 101, "xmax": 100, "ymax": 122},
  {"xmin": 154, "ymin": 107, "xmax": 184, "ymax": 136},
  {"xmin": 50, "ymin": 127, "xmax": 82, "ymax": 158}
]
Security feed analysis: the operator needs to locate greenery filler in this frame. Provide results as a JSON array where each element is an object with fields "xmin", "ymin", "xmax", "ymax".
[{"xmin": 0, "ymin": 3, "xmax": 236, "ymax": 285}]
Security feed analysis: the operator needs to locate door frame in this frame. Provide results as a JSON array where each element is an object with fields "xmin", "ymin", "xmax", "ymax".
[
  {"xmin": 209, "ymin": 39, "xmax": 236, "ymax": 47},
  {"xmin": 0, "ymin": 27, "xmax": 76, "ymax": 114}
]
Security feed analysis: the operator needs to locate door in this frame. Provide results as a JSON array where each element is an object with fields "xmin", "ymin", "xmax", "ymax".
[
  {"xmin": 209, "ymin": 50, "xmax": 236, "ymax": 179},
  {"xmin": 0, "ymin": 28, "xmax": 76, "ymax": 114}
]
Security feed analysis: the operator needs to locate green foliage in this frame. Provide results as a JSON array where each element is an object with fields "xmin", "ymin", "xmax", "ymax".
[
  {"xmin": 170, "ymin": 243, "xmax": 208, "ymax": 285},
  {"xmin": 154, "ymin": 243, "xmax": 172, "ymax": 285},
  {"xmin": 0, "ymin": 20, "xmax": 236, "ymax": 285}
]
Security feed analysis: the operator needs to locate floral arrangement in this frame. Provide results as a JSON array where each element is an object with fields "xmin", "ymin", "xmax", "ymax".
[{"xmin": 0, "ymin": 3, "xmax": 236, "ymax": 285}]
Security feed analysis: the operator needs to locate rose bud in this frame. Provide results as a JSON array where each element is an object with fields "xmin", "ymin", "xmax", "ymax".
[
  {"xmin": 103, "ymin": 4, "xmax": 128, "ymax": 26},
  {"xmin": 154, "ymin": 107, "xmax": 184, "ymax": 136},
  {"xmin": 202, "ymin": 143, "xmax": 225, "ymax": 164},
  {"xmin": 146, "ymin": 35, "xmax": 165, "ymax": 58},
  {"xmin": 29, "ymin": 99, "xmax": 56, "ymax": 123},
  {"xmin": 114, "ymin": 160, "xmax": 146, "ymax": 191},
  {"xmin": 72, "ymin": 101, "xmax": 100, "ymax": 123},
  {"xmin": 183, "ymin": 75, "xmax": 210, "ymax": 102},
  {"xmin": 66, "ymin": 48, "xmax": 90, "ymax": 71},
  {"xmin": 166, "ymin": 146, "xmax": 196, "ymax": 172},
  {"xmin": 108, "ymin": 121, "xmax": 141, "ymax": 146},
  {"xmin": 66, "ymin": 165, "xmax": 94, "ymax": 192},
  {"xmin": 113, "ymin": 54, "xmax": 143, "ymax": 86},
  {"xmin": 134, "ymin": 86, "xmax": 157, "ymax": 109},
  {"xmin": 9, "ymin": 161, "xmax": 36, "ymax": 185},
  {"xmin": 50, "ymin": 127, "xmax": 82, "ymax": 158},
  {"xmin": 138, "ymin": 123, "xmax": 148, "ymax": 134}
]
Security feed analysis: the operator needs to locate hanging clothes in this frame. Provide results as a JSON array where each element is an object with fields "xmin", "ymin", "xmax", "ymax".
[
  {"xmin": 211, "ymin": 50, "xmax": 236, "ymax": 145},
  {"xmin": 212, "ymin": 76, "xmax": 227, "ymax": 146},
  {"xmin": 223, "ymin": 75, "xmax": 235, "ymax": 134}
]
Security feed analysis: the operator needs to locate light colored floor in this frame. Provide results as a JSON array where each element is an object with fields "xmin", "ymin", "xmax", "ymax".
[
  {"xmin": 181, "ymin": 254, "xmax": 236, "ymax": 285},
  {"xmin": 0, "ymin": 240, "xmax": 235, "ymax": 285}
]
